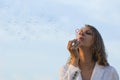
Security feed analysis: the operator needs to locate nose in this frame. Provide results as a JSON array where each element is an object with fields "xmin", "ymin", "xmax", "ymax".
[{"xmin": 80, "ymin": 31, "xmax": 85, "ymax": 36}]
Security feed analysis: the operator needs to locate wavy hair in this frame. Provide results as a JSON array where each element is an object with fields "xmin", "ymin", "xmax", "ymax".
[
  {"xmin": 67, "ymin": 24, "xmax": 109, "ymax": 66},
  {"xmin": 86, "ymin": 24, "xmax": 109, "ymax": 66}
]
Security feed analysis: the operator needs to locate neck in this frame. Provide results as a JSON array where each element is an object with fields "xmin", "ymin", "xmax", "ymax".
[
  {"xmin": 78, "ymin": 47, "xmax": 95, "ymax": 71},
  {"xmin": 79, "ymin": 47, "xmax": 93, "ymax": 65}
]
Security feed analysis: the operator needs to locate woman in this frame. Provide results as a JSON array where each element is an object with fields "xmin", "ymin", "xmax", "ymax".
[{"xmin": 59, "ymin": 24, "xmax": 119, "ymax": 80}]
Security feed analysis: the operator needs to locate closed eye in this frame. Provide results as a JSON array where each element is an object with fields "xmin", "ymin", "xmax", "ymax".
[
  {"xmin": 85, "ymin": 31, "xmax": 93, "ymax": 35},
  {"xmin": 86, "ymin": 32, "xmax": 92, "ymax": 35}
]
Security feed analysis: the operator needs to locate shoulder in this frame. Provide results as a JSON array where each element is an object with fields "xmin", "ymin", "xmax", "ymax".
[
  {"xmin": 59, "ymin": 64, "xmax": 80, "ymax": 73},
  {"xmin": 103, "ymin": 65, "xmax": 119, "ymax": 79},
  {"xmin": 96, "ymin": 63, "xmax": 118, "ymax": 74},
  {"xmin": 104, "ymin": 65, "xmax": 118, "ymax": 73},
  {"xmin": 95, "ymin": 63, "xmax": 119, "ymax": 80}
]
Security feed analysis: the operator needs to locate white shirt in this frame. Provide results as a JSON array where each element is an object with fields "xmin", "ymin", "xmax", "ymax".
[{"xmin": 59, "ymin": 63, "xmax": 119, "ymax": 80}]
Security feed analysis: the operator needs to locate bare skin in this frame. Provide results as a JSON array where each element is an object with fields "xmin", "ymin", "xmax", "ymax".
[{"xmin": 67, "ymin": 26, "xmax": 95, "ymax": 80}]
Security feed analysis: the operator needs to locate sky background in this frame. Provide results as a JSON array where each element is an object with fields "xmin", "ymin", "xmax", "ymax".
[{"xmin": 0, "ymin": 0, "xmax": 120, "ymax": 80}]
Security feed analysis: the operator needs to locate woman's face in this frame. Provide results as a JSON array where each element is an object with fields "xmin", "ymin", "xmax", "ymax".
[{"xmin": 76, "ymin": 26, "xmax": 94, "ymax": 48}]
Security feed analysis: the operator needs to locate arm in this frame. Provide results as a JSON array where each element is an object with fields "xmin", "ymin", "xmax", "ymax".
[
  {"xmin": 59, "ymin": 39, "xmax": 81, "ymax": 80},
  {"xmin": 59, "ymin": 64, "xmax": 81, "ymax": 80}
]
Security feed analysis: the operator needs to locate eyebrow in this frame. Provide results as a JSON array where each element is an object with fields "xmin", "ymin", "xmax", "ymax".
[
  {"xmin": 79, "ymin": 29, "xmax": 92, "ymax": 32},
  {"xmin": 86, "ymin": 30, "xmax": 92, "ymax": 32}
]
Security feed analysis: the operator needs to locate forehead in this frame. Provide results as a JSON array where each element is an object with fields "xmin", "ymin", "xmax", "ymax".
[{"xmin": 80, "ymin": 26, "xmax": 92, "ymax": 32}]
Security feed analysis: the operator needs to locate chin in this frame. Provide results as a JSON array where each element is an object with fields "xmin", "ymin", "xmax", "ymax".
[{"xmin": 79, "ymin": 45, "xmax": 84, "ymax": 48}]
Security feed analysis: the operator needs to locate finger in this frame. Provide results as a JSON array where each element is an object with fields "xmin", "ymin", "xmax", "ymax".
[
  {"xmin": 67, "ymin": 40, "xmax": 72, "ymax": 49},
  {"xmin": 74, "ymin": 41, "xmax": 80, "ymax": 48},
  {"xmin": 67, "ymin": 39, "xmax": 76, "ymax": 48},
  {"xmin": 67, "ymin": 39, "xmax": 80, "ymax": 52},
  {"xmin": 70, "ymin": 39, "xmax": 77, "ymax": 46},
  {"xmin": 70, "ymin": 48, "xmax": 79, "ymax": 57},
  {"xmin": 72, "ymin": 40, "xmax": 80, "ymax": 48}
]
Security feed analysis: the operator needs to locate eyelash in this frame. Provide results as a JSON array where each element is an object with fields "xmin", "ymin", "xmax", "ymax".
[
  {"xmin": 78, "ymin": 31, "xmax": 92, "ymax": 35},
  {"xmin": 86, "ymin": 32, "xmax": 92, "ymax": 35}
]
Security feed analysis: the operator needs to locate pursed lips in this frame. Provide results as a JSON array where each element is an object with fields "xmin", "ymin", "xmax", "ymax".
[{"xmin": 78, "ymin": 37, "xmax": 84, "ymax": 41}]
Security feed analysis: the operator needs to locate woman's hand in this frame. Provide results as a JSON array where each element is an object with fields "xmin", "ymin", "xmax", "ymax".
[{"xmin": 67, "ymin": 39, "xmax": 80, "ymax": 67}]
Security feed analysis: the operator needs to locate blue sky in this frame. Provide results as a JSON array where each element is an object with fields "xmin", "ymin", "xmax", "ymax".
[{"xmin": 0, "ymin": 0, "xmax": 120, "ymax": 80}]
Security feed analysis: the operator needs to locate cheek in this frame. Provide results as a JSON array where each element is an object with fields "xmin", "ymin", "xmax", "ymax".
[{"xmin": 86, "ymin": 37, "xmax": 94, "ymax": 46}]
